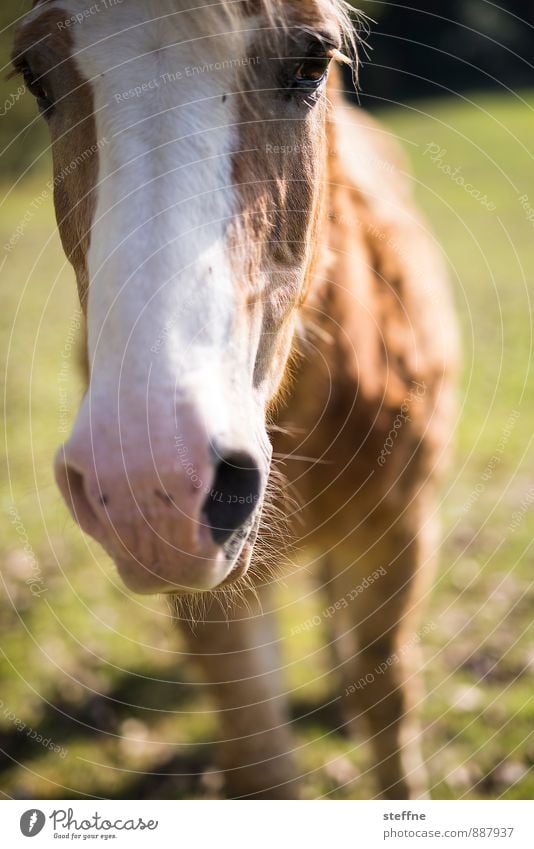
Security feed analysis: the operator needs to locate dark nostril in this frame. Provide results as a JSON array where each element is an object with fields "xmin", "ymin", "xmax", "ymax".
[
  {"xmin": 203, "ymin": 452, "xmax": 262, "ymax": 546},
  {"xmin": 55, "ymin": 459, "xmax": 101, "ymax": 537}
]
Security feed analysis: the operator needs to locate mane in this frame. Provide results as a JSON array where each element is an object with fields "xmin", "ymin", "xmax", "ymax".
[
  {"xmin": 222, "ymin": 0, "xmax": 362, "ymax": 72},
  {"xmin": 243, "ymin": 0, "xmax": 359, "ymax": 37},
  {"xmin": 29, "ymin": 0, "xmax": 363, "ymax": 67}
]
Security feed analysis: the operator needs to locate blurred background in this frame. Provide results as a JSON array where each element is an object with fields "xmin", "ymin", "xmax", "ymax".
[{"xmin": 1, "ymin": 0, "xmax": 533, "ymax": 799}]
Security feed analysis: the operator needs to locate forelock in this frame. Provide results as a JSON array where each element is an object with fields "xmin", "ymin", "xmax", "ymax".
[{"xmin": 30, "ymin": 0, "xmax": 360, "ymax": 47}]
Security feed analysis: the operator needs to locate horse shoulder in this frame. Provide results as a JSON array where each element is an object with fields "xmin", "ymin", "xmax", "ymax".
[{"xmin": 274, "ymin": 87, "xmax": 459, "ymax": 504}]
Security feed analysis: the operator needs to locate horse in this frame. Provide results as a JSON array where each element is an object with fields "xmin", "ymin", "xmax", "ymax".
[{"xmin": 12, "ymin": 0, "xmax": 459, "ymax": 799}]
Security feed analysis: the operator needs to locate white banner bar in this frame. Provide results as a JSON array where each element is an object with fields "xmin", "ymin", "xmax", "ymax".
[{"xmin": 2, "ymin": 800, "xmax": 533, "ymax": 848}]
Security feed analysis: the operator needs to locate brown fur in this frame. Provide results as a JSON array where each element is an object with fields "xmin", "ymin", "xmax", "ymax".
[
  {"xmin": 12, "ymin": 5, "xmax": 98, "ymax": 306},
  {"xmin": 183, "ymin": 71, "xmax": 458, "ymax": 799},
  {"xmin": 13, "ymin": 1, "xmax": 458, "ymax": 799}
]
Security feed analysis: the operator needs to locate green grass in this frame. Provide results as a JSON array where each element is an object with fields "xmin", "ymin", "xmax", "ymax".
[{"xmin": 1, "ymin": 91, "xmax": 533, "ymax": 799}]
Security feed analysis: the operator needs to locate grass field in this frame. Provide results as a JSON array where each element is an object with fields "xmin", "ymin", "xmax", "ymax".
[{"xmin": 1, "ymin": 90, "xmax": 533, "ymax": 800}]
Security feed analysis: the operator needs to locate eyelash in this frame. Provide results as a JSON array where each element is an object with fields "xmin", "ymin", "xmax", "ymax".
[
  {"xmin": 284, "ymin": 35, "xmax": 336, "ymax": 99},
  {"xmin": 290, "ymin": 55, "xmax": 330, "ymax": 90},
  {"xmin": 18, "ymin": 59, "xmax": 54, "ymax": 117}
]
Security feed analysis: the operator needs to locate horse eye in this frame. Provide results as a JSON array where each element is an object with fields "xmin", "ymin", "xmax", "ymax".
[
  {"xmin": 20, "ymin": 59, "xmax": 54, "ymax": 117},
  {"xmin": 291, "ymin": 55, "xmax": 330, "ymax": 89}
]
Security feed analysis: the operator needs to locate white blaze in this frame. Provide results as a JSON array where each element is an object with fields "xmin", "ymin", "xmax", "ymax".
[{"xmin": 63, "ymin": 0, "xmax": 251, "ymax": 442}]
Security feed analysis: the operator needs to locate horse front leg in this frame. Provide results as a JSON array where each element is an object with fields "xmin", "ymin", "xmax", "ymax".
[
  {"xmin": 328, "ymin": 494, "xmax": 439, "ymax": 800},
  {"xmin": 176, "ymin": 584, "xmax": 299, "ymax": 799}
]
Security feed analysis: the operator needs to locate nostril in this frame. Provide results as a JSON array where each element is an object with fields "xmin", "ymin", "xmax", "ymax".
[
  {"xmin": 203, "ymin": 451, "xmax": 262, "ymax": 546},
  {"xmin": 54, "ymin": 456, "xmax": 101, "ymax": 537}
]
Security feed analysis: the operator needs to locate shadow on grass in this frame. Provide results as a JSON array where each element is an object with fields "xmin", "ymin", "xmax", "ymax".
[
  {"xmin": 0, "ymin": 666, "xmax": 202, "ymax": 786},
  {"xmin": 0, "ymin": 674, "xmax": 350, "ymax": 798}
]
